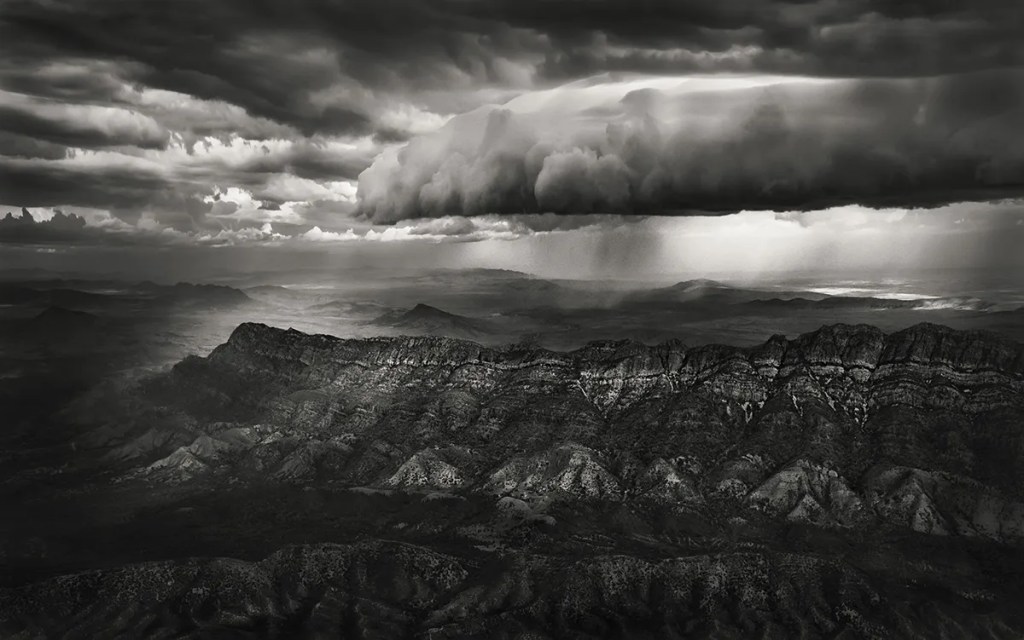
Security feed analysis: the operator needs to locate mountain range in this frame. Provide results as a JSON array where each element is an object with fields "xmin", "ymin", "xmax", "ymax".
[{"xmin": 3, "ymin": 321, "xmax": 1023, "ymax": 637}]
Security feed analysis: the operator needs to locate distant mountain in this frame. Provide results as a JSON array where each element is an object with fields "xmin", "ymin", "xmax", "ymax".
[
  {"xmin": 307, "ymin": 299, "xmax": 391, "ymax": 317},
  {"xmin": 621, "ymin": 279, "xmax": 999, "ymax": 314},
  {"xmin": 624, "ymin": 278, "xmax": 808, "ymax": 306},
  {"xmin": 0, "ymin": 280, "xmax": 252, "ymax": 310},
  {"xmin": 742, "ymin": 294, "xmax": 996, "ymax": 312},
  {"xmin": 381, "ymin": 270, "xmax": 576, "ymax": 310},
  {"xmin": 664, "ymin": 277, "xmax": 730, "ymax": 291},
  {"xmin": 0, "ymin": 284, "xmax": 113, "ymax": 307},
  {"xmin": 138, "ymin": 282, "xmax": 252, "ymax": 307},
  {"xmin": 372, "ymin": 303, "xmax": 497, "ymax": 339},
  {"xmin": 32, "ymin": 306, "xmax": 100, "ymax": 329},
  {"xmin": 0, "ymin": 306, "xmax": 106, "ymax": 357},
  {"xmin": 415, "ymin": 267, "xmax": 550, "ymax": 285}
]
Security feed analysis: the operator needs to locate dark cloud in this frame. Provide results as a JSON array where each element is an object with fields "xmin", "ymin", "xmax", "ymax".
[
  {"xmin": 0, "ymin": 131, "xmax": 68, "ymax": 160},
  {"xmin": 0, "ymin": 158, "xmax": 171, "ymax": 211},
  {"xmin": 236, "ymin": 138, "xmax": 377, "ymax": 183},
  {"xmin": 3, "ymin": 0, "xmax": 1020, "ymax": 128},
  {"xmin": 520, "ymin": 0, "xmax": 1023, "ymax": 79},
  {"xmin": 372, "ymin": 128, "xmax": 414, "ymax": 145},
  {"xmin": 357, "ymin": 70, "xmax": 1024, "ymax": 221},
  {"xmin": 0, "ymin": 58, "xmax": 132, "ymax": 104},
  {"xmin": 0, "ymin": 93, "xmax": 169, "ymax": 149},
  {"xmin": 3, "ymin": 0, "xmax": 1020, "ymax": 129},
  {"xmin": 2, "ymin": 1, "xmax": 402, "ymax": 138}
]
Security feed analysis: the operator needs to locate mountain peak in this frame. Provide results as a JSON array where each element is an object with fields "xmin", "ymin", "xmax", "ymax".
[
  {"xmin": 670, "ymin": 278, "xmax": 730, "ymax": 290},
  {"xmin": 407, "ymin": 303, "xmax": 452, "ymax": 317},
  {"xmin": 34, "ymin": 305, "xmax": 98, "ymax": 323},
  {"xmin": 373, "ymin": 303, "xmax": 495, "ymax": 339}
]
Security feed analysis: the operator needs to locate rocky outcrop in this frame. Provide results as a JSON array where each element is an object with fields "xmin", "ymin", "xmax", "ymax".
[
  {"xmin": 633, "ymin": 457, "xmax": 703, "ymax": 504},
  {"xmin": 865, "ymin": 464, "xmax": 1024, "ymax": 539},
  {"xmin": 145, "ymin": 446, "xmax": 207, "ymax": 480},
  {"xmin": 386, "ymin": 449, "xmax": 465, "ymax": 489},
  {"xmin": 486, "ymin": 444, "xmax": 622, "ymax": 501},
  {"xmin": 747, "ymin": 459, "xmax": 866, "ymax": 526}
]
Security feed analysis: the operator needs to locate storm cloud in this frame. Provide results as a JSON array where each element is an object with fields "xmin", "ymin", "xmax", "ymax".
[{"xmin": 357, "ymin": 70, "xmax": 1024, "ymax": 221}]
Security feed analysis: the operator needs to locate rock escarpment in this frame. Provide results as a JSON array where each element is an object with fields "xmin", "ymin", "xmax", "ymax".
[{"xmin": 103, "ymin": 321, "xmax": 1024, "ymax": 540}]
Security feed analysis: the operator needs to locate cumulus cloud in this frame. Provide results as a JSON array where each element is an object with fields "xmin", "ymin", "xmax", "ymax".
[
  {"xmin": 300, "ymin": 226, "xmax": 360, "ymax": 242},
  {"xmin": 0, "ymin": 132, "xmax": 374, "ymax": 233},
  {"xmin": 0, "ymin": 206, "xmax": 152, "ymax": 244},
  {"xmin": 258, "ymin": 175, "xmax": 357, "ymax": 205},
  {"xmin": 299, "ymin": 215, "xmax": 552, "ymax": 244},
  {"xmin": 0, "ymin": 205, "xmax": 549, "ymax": 248},
  {"xmin": 0, "ymin": 207, "xmax": 85, "ymax": 241},
  {"xmin": 357, "ymin": 70, "xmax": 1024, "ymax": 221}
]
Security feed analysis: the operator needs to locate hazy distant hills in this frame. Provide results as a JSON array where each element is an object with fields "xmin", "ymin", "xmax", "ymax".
[
  {"xmin": 31, "ymin": 305, "xmax": 100, "ymax": 331},
  {"xmin": 0, "ymin": 306, "xmax": 105, "ymax": 350},
  {"xmin": 625, "ymin": 277, "xmax": 778, "ymax": 305},
  {"xmin": 136, "ymin": 281, "xmax": 253, "ymax": 308},
  {"xmin": 372, "ymin": 303, "xmax": 498, "ymax": 340},
  {"xmin": 306, "ymin": 299, "xmax": 391, "ymax": 317},
  {"xmin": 1, "ymin": 273, "xmax": 1020, "ymax": 374},
  {"xmin": 0, "ymin": 283, "xmax": 114, "ymax": 308},
  {"xmin": 623, "ymin": 278, "xmax": 996, "ymax": 312},
  {"xmin": 741, "ymin": 294, "xmax": 995, "ymax": 312},
  {"xmin": 4, "ymin": 321, "xmax": 1023, "ymax": 636},
  {"xmin": 0, "ymin": 280, "xmax": 254, "ymax": 311}
]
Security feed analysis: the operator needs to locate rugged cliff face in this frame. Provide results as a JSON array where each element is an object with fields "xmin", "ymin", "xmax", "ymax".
[{"xmin": 4, "ymin": 322, "xmax": 1024, "ymax": 638}]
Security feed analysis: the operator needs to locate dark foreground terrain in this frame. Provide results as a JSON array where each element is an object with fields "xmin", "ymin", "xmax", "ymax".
[{"xmin": 3, "ymin": 321, "xmax": 1024, "ymax": 638}]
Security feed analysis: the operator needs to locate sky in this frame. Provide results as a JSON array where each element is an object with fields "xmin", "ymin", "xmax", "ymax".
[{"xmin": 1, "ymin": 0, "xmax": 1022, "ymax": 280}]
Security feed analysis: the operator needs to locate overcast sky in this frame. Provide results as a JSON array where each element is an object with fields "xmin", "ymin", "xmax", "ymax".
[{"xmin": 1, "ymin": 0, "xmax": 1022, "ymax": 278}]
